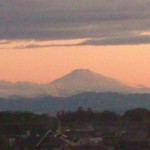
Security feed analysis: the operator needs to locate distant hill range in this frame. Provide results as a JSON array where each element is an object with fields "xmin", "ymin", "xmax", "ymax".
[
  {"xmin": 0, "ymin": 92, "xmax": 150, "ymax": 114},
  {"xmin": 0, "ymin": 69, "xmax": 150, "ymax": 97},
  {"xmin": 0, "ymin": 69, "xmax": 150, "ymax": 114}
]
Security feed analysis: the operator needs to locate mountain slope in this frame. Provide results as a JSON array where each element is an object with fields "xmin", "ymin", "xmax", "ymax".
[
  {"xmin": 0, "ymin": 69, "xmax": 149, "ymax": 97},
  {"xmin": 45, "ymin": 69, "xmax": 135, "ymax": 97},
  {"xmin": 0, "ymin": 92, "xmax": 149, "ymax": 114},
  {"xmin": 0, "ymin": 80, "xmax": 45, "ymax": 97}
]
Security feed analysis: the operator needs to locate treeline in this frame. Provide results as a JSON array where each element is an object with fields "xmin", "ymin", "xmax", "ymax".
[
  {"xmin": 57, "ymin": 107, "xmax": 150, "ymax": 128},
  {"xmin": 0, "ymin": 108, "xmax": 149, "ymax": 135},
  {"xmin": 0, "ymin": 111, "xmax": 57, "ymax": 135}
]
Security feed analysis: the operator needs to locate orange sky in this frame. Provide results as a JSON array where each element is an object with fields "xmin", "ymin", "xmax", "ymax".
[{"xmin": 0, "ymin": 43, "xmax": 150, "ymax": 87}]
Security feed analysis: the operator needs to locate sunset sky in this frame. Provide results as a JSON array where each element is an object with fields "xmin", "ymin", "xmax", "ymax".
[{"xmin": 0, "ymin": 0, "xmax": 150, "ymax": 87}]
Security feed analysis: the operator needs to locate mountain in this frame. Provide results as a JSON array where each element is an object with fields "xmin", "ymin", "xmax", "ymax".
[
  {"xmin": 0, "ymin": 92, "xmax": 149, "ymax": 114},
  {"xmin": 0, "ymin": 80, "xmax": 45, "ymax": 97},
  {"xmin": 0, "ymin": 69, "xmax": 149, "ymax": 97},
  {"xmin": 45, "ymin": 69, "xmax": 135, "ymax": 97},
  {"xmin": 0, "ymin": 69, "xmax": 149, "ymax": 114}
]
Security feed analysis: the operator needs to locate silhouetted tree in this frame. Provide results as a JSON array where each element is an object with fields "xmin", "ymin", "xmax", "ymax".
[{"xmin": 123, "ymin": 108, "xmax": 149, "ymax": 122}]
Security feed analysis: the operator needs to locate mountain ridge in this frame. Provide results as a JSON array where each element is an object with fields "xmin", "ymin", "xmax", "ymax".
[
  {"xmin": 45, "ymin": 69, "xmax": 135, "ymax": 97},
  {"xmin": 0, "ymin": 92, "xmax": 150, "ymax": 114},
  {"xmin": 0, "ymin": 69, "xmax": 149, "ymax": 97}
]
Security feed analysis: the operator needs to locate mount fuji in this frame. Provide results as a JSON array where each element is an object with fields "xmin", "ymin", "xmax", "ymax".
[
  {"xmin": 0, "ymin": 69, "xmax": 149, "ymax": 97},
  {"xmin": 45, "ymin": 69, "xmax": 135, "ymax": 97}
]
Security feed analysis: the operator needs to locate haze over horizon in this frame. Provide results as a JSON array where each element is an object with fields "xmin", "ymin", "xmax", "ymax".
[
  {"xmin": 0, "ymin": 68, "xmax": 149, "ymax": 89},
  {"xmin": 0, "ymin": 0, "xmax": 150, "ymax": 87},
  {"xmin": 0, "ymin": 69, "xmax": 150, "ymax": 98}
]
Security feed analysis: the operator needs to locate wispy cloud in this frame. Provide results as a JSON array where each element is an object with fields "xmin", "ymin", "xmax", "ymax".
[
  {"xmin": 14, "ymin": 39, "xmax": 84, "ymax": 49},
  {"xmin": 78, "ymin": 35, "xmax": 150, "ymax": 46},
  {"xmin": 0, "ymin": 40, "xmax": 10, "ymax": 45},
  {"xmin": 0, "ymin": 0, "xmax": 150, "ymax": 45},
  {"xmin": 15, "ymin": 43, "xmax": 78, "ymax": 49}
]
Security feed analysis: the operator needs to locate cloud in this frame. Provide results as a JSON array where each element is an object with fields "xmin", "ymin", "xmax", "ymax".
[
  {"xmin": 0, "ymin": 40, "xmax": 10, "ymax": 45},
  {"xmin": 0, "ymin": 0, "xmax": 150, "ymax": 45},
  {"xmin": 15, "ymin": 43, "xmax": 77, "ymax": 49},
  {"xmin": 78, "ymin": 35, "xmax": 150, "ymax": 46}
]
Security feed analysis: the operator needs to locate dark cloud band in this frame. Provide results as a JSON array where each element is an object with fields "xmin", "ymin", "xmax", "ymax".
[{"xmin": 0, "ymin": 0, "xmax": 150, "ymax": 45}]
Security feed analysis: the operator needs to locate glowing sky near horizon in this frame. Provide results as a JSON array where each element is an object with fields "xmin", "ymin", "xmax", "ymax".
[
  {"xmin": 0, "ymin": 0, "xmax": 150, "ymax": 87},
  {"xmin": 1, "ymin": 43, "xmax": 150, "ymax": 87}
]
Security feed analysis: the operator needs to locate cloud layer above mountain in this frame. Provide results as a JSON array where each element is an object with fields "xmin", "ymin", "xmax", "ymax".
[{"xmin": 0, "ymin": 0, "xmax": 150, "ymax": 45}]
